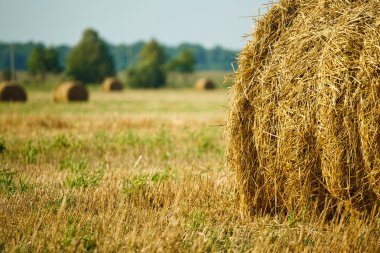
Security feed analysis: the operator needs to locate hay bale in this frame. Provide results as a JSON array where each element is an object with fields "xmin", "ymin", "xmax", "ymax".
[
  {"xmin": 226, "ymin": 0, "xmax": 380, "ymax": 216},
  {"xmin": 102, "ymin": 77, "xmax": 123, "ymax": 92},
  {"xmin": 53, "ymin": 81, "xmax": 89, "ymax": 102},
  {"xmin": 0, "ymin": 81, "xmax": 27, "ymax": 102},
  {"xmin": 195, "ymin": 78, "xmax": 215, "ymax": 90}
]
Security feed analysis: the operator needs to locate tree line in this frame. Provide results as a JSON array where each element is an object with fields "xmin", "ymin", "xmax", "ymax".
[
  {"xmin": 1, "ymin": 29, "xmax": 215, "ymax": 88},
  {"xmin": 0, "ymin": 36, "xmax": 237, "ymax": 73}
]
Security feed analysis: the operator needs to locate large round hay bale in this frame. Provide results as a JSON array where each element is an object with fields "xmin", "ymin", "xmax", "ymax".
[
  {"xmin": 0, "ymin": 81, "xmax": 27, "ymax": 102},
  {"xmin": 102, "ymin": 77, "xmax": 123, "ymax": 92},
  {"xmin": 195, "ymin": 78, "xmax": 215, "ymax": 90},
  {"xmin": 226, "ymin": 0, "xmax": 380, "ymax": 216},
  {"xmin": 53, "ymin": 81, "xmax": 89, "ymax": 102}
]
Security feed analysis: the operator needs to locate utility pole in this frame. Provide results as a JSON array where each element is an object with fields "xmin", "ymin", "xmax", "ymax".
[
  {"xmin": 128, "ymin": 46, "xmax": 134, "ymax": 68},
  {"xmin": 9, "ymin": 43, "xmax": 16, "ymax": 81}
]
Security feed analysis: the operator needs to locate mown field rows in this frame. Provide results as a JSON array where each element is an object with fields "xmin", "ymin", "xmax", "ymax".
[{"xmin": 1, "ymin": 89, "xmax": 379, "ymax": 252}]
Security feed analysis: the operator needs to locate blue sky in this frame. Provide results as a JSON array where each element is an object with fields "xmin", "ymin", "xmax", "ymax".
[{"xmin": 0, "ymin": 0, "xmax": 271, "ymax": 50}]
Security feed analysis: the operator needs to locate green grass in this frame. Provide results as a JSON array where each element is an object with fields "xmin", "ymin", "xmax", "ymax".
[{"xmin": 0, "ymin": 169, "xmax": 33, "ymax": 194}]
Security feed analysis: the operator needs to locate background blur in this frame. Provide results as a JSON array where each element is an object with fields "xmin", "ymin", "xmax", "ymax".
[
  {"xmin": 0, "ymin": 0, "xmax": 271, "ymax": 86},
  {"xmin": 0, "ymin": 0, "xmax": 270, "ymax": 48}
]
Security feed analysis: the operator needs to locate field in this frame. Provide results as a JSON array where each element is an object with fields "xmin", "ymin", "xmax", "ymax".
[{"xmin": 1, "ymin": 87, "xmax": 380, "ymax": 252}]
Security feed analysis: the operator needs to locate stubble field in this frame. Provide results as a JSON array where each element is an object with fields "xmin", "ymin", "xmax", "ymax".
[{"xmin": 0, "ymin": 88, "xmax": 379, "ymax": 252}]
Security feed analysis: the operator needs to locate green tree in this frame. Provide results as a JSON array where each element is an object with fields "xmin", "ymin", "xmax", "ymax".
[
  {"xmin": 126, "ymin": 39, "xmax": 166, "ymax": 88},
  {"xmin": 66, "ymin": 29, "xmax": 115, "ymax": 83},
  {"xmin": 44, "ymin": 47, "xmax": 61, "ymax": 73},
  {"xmin": 168, "ymin": 49, "xmax": 196, "ymax": 74},
  {"xmin": 139, "ymin": 39, "xmax": 166, "ymax": 66},
  {"xmin": 27, "ymin": 46, "xmax": 61, "ymax": 79},
  {"xmin": 168, "ymin": 49, "xmax": 196, "ymax": 86},
  {"xmin": 27, "ymin": 46, "xmax": 46, "ymax": 78}
]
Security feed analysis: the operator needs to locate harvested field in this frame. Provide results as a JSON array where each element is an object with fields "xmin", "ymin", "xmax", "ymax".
[{"xmin": 0, "ymin": 88, "xmax": 379, "ymax": 252}]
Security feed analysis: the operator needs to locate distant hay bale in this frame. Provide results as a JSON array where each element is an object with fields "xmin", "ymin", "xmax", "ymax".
[
  {"xmin": 102, "ymin": 77, "xmax": 123, "ymax": 92},
  {"xmin": 0, "ymin": 81, "xmax": 27, "ymax": 102},
  {"xmin": 195, "ymin": 78, "xmax": 215, "ymax": 90},
  {"xmin": 53, "ymin": 81, "xmax": 89, "ymax": 102},
  {"xmin": 226, "ymin": 0, "xmax": 380, "ymax": 216}
]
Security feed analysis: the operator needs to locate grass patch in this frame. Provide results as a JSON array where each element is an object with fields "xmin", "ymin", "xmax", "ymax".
[
  {"xmin": 59, "ymin": 156, "xmax": 88, "ymax": 173},
  {"xmin": 123, "ymin": 174, "xmax": 149, "ymax": 197},
  {"xmin": 0, "ymin": 169, "xmax": 33, "ymax": 194},
  {"xmin": 186, "ymin": 210, "xmax": 205, "ymax": 231}
]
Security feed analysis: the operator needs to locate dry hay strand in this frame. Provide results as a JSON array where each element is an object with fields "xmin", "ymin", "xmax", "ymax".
[
  {"xmin": 226, "ymin": 0, "xmax": 380, "ymax": 217},
  {"xmin": 0, "ymin": 81, "xmax": 27, "ymax": 102},
  {"xmin": 102, "ymin": 77, "xmax": 123, "ymax": 92},
  {"xmin": 195, "ymin": 78, "xmax": 216, "ymax": 90},
  {"xmin": 53, "ymin": 81, "xmax": 89, "ymax": 102}
]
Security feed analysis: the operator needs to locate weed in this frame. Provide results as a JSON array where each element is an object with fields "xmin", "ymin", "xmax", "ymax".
[
  {"xmin": 93, "ymin": 131, "xmax": 108, "ymax": 151},
  {"xmin": 18, "ymin": 178, "xmax": 32, "ymax": 193},
  {"xmin": 0, "ymin": 170, "xmax": 32, "ymax": 194},
  {"xmin": 150, "ymin": 129, "xmax": 171, "ymax": 148},
  {"xmin": 123, "ymin": 174, "xmax": 148, "ymax": 197},
  {"xmin": 82, "ymin": 235, "xmax": 97, "ymax": 252},
  {"xmin": 161, "ymin": 152, "xmax": 171, "ymax": 161},
  {"xmin": 151, "ymin": 166, "xmax": 172, "ymax": 183},
  {"xmin": 198, "ymin": 133, "xmax": 213, "ymax": 153},
  {"xmin": 61, "ymin": 218, "xmax": 78, "ymax": 249},
  {"xmin": 120, "ymin": 129, "xmax": 171, "ymax": 150},
  {"xmin": 191, "ymin": 130, "xmax": 221, "ymax": 156},
  {"xmin": 65, "ymin": 160, "xmax": 104, "ymax": 189},
  {"xmin": 121, "ymin": 131, "xmax": 140, "ymax": 146},
  {"xmin": 303, "ymin": 237, "xmax": 315, "ymax": 247},
  {"xmin": 59, "ymin": 157, "xmax": 88, "ymax": 173},
  {"xmin": 81, "ymin": 223, "xmax": 97, "ymax": 252},
  {"xmin": 205, "ymin": 228, "xmax": 233, "ymax": 252},
  {"xmin": 70, "ymin": 158, "xmax": 88, "ymax": 174},
  {"xmin": 45, "ymin": 199, "xmax": 62, "ymax": 212},
  {"xmin": 24, "ymin": 142, "xmax": 38, "ymax": 164},
  {"xmin": 52, "ymin": 134, "xmax": 70, "ymax": 149},
  {"xmin": 0, "ymin": 170, "xmax": 16, "ymax": 194},
  {"xmin": 287, "ymin": 212, "xmax": 298, "ymax": 228},
  {"xmin": 224, "ymin": 190, "xmax": 235, "ymax": 201},
  {"xmin": 66, "ymin": 172, "xmax": 101, "ymax": 189},
  {"xmin": 45, "ymin": 195, "xmax": 75, "ymax": 213},
  {"xmin": 186, "ymin": 210, "xmax": 205, "ymax": 231}
]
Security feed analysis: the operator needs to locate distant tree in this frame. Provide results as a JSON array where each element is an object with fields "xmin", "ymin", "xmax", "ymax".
[
  {"xmin": 168, "ymin": 49, "xmax": 196, "ymax": 86},
  {"xmin": 44, "ymin": 47, "xmax": 61, "ymax": 73},
  {"xmin": 27, "ymin": 46, "xmax": 47, "ymax": 78},
  {"xmin": 126, "ymin": 39, "xmax": 166, "ymax": 88},
  {"xmin": 27, "ymin": 46, "xmax": 61, "ymax": 79},
  {"xmin": 54, "ymin": 45, "xmax": 70, "ymax": 71},
  {"xmin": 139, "ymin": 39, "xmax": 166, "ymax": 66},
  {"xmin": 168, "ymin": 49, "xmax": 196, "ymax": 74},
  {"xmin": 66, "ymin": 29, "xmax": 115, "ymax": 83},
  {"xmin": 0, "ymin": 41, "xmax": 238, "ymax": 73}
]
